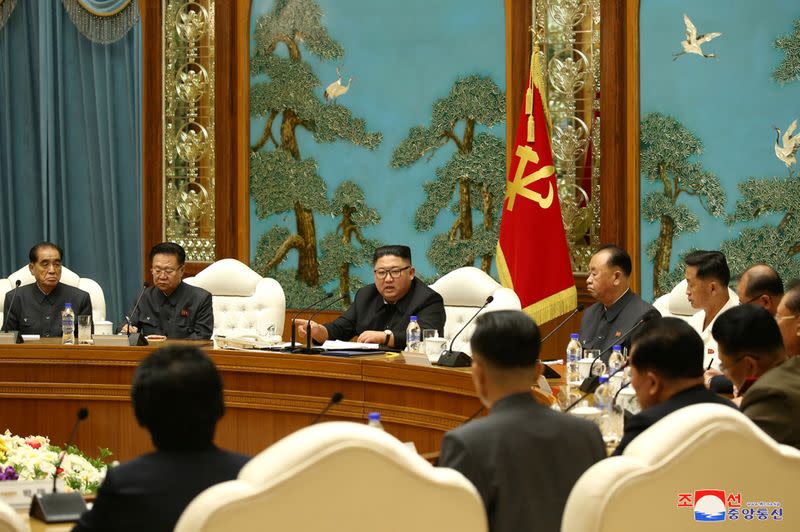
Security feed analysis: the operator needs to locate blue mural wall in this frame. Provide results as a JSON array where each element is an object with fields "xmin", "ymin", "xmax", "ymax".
[
  {"xmin": 640, "ymin": 0, "xmax": 800, "ymax": 301},
  {"xmin": 248, "ymin": 0, "xmax": 506, "ymax": 306}
]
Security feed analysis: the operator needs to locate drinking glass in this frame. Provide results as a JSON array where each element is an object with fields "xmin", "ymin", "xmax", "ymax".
[{"xmin": 77, "ymin": 315, "xmax": 93, "ymax": 345}]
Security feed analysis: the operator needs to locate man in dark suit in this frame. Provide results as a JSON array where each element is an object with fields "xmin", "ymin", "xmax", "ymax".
[
  {"xmin": 73, "ymin": 345, "xmax": 249, "ymax": 532},
  {"xmin": 438, "ymin": 310, "xmax": 606, "ymax": 532},
  {"xmin": 614, "ymin": 317, "xmax": 736, "ymax": 455},
  {"xmin": 296, "ymin": 245, "xmax": 445, "ymax": 349},
  {"xmin": 2, "ymin": 241, "xmax": 92, "ymax": 337},
  {"xmin": 580, "ymin": 244, "xmax": 657, "ymax": 356},
  {"xmin": 712, "ymin": 304, "xmax": 800, "ymax": 449}
]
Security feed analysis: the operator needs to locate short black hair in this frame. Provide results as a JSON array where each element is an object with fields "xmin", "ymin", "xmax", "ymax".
[
  {"xmin": 29, "ymin": 242, "xmax": 63, "ymax": 263},
  {"xmin": 630, "ymin": 317, "xmax": 704, "ymax": 379},
  {"xmin": 469, "ymin": 310, "xmax": 540, "ymax": 368},
  {"xmin": 149, "ymin": 242, "xmax": 186, "ymax": 266},
  {"xmin": 684, "ymin": 250, "xmax": 730, "ymax": 286},
  {"xmin": 741, "ymin": 264, "xmax": 784, "ymax": 299},
  {"xmin": 712, "ymin": 305, "xmax": 783, "ymax": 360},
  {"xmin": 596, "ymin": 244, "xmax": 632, "ymax": 276},
  {"xmin": 373, "ymin": 245, "xmax": 412, "ymax": 265},
  {"xmin": 784, "ymin": 282, "xmax": 800, "ymax": 315},
  {"xmin": 132, "ymin": 345, "xmax": 224, "ymax": 451}
]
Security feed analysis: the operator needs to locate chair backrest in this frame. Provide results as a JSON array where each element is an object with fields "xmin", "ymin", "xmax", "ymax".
[
  {"xmin": 0, "ymin": 265, "xmax": 108, "ymax": 325},
  {"xmin": 0, "ymin": 499, "xmax": 27, "ymax": 532},
  {"xmin": 183, "ymin": 259, "xmax": 286, "ymax": 338},
  {"xmin": 652, "ymin": 279, "xmax": 738, "ymax": 321},
  {"xmin": 429, "ymin": 267, "xmax": 521, "ymax": 353},
  {"xmin": 175, "ymin": 421, "xmax": 487, "ymax": 532},
  {"xmin": 562, "ymin": 403, "xmax": 800, "ymax": 531}
]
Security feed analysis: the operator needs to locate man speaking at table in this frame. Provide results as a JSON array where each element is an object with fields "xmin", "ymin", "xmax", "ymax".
[
  {"xmin": 122, "ymin": 242, "xmax": 213, "ymax": 340},
  {"xmin": 296, "ymin": 245, "xmax": 445, "ymax": 349},
  {"xmin": 2, "ymin": 242, "xmax": 92, "ymax": 338}
]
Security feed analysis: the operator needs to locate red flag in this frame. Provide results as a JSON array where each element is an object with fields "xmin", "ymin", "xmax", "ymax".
[{"xmin": 496, "ymin": 52, "xmax": 576, "ymax": 324}]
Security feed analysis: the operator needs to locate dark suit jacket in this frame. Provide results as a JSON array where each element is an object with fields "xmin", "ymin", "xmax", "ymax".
[
  {"xmin": 439, "ymin": 393, "xmax": 606, "ymax": 532},
  {"xmin": 72, "ymin": 447, "xmax": 249, "ymax": 532},
  {"xmin": 579, "ymin": 290, "xmax": 657, "ymax": 356},
  {"xmin": 613, "ymin": 384, "xmax": 737, "ymax": 455},
  {"xmin": 3, "ymin": 282, "xmax": 92, "ymax": 337},
  {"xmin": 741, "ymin": 356, "xmax": 800, "ymax": 450},
  {"xmin": 130, "ymin": 282, "xmax": 214, "ymax": 339},
  {"xmin": 324, "ymin": 277, "xmax": 445, "ymax": 349}
]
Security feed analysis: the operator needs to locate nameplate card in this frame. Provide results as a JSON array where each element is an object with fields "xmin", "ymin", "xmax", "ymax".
[
  {"xmin": 0, "ymin": 479, "xmax": 64, "ymax": 509},
  {"xmin": 93, "ymin": 335, "xmax": 131, "ymax": 347}
]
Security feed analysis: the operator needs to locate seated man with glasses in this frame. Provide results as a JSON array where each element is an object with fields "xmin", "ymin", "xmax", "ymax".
[
  {"xmin": 712, "ymin": 304, "xmax": 800, "ymax": 449},
  {"xmin": 2, "ymin": 241, "xmax": 92, "ymax": 337},
  {"xmin": 296, "ymin": 245, "xmax": 445, "ymax": 349},
  {"xmin": 121, "ymin": 242, "xmax": 213, "ymax": 339}
]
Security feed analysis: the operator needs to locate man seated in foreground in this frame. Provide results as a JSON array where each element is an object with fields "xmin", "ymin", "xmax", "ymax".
[
  {"xmin": 2, "ymin": 242, "xmax": 92, "ymax": 337},
  {"xmin": 613, "ymin": 317, "xmax": 736, "ymax": 456},
  {"xmin": 297, "ymin": 245, "xmax": 445, "ymax": 349},
  {"xmin": 73, "ymin": 345, "xmax": 249, "ymax": 532},
  {"xmin": 438, "ymin": 310, "xmax": 606, "ymax": 532},
  {"xmin": 122, "ymin": 242, "xmax": 213, "ymax": 339},
  {"xmin": 712, "ymin": 304, "xmax": 800, "ymax": 449},
  {"xmin": 776, "ymin": 281, "xmax": 800, "ymax": 358}
]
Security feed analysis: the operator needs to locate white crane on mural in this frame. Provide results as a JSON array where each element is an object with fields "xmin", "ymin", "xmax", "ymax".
[
  {"xmin": 324, "ymin": 67, "xmax": 352, "ymax": 101},
  {"xmin": 673, "ymin": 14, "xmax": 722, "ymax": 60},
  {"xmin": 774, "ymin": 119, "xmax": 800, "ymax": 167}
]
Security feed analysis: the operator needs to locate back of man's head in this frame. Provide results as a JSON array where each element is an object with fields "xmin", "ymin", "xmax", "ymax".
[
  {"xmin": 132, "ymin": 345, "xmax": 224, "ymax": 451},
  {"xmin": 470, "ymin": 310, "xmax": 540, "ymax": 369},
  {"xmin": 784, "ymin": 280, "xmax": 800, "ymax": 314},
  {"xmin": 596, "ymin": 244, "xmax": 632, "ymax": 277},
  {"xmin": 741, "ymin": 264, "xmax": 784, "ymax": 301},
  {"xmin": 712, "ymin": 305, "xmax": 784, "ymax": 360},
  {"xmin": 630, "ymin": 317, "xmax": 704, "ymax": 379},
  {"xmin": 684, "ymin": 250, "xmax": 730, "ymax": 287}
]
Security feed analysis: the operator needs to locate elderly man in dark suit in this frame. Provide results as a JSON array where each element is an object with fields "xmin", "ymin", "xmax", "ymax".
[
  {"xmin": 73, "ymin": 345, "xmax": 249, "ymax": 532},
  {"xmin": 296, "ymin": 244, "xmax": 445, "ymax": 349},
  {"xmin": 438, "ymin": 310, "xmax": 606, "ymax": 532}
]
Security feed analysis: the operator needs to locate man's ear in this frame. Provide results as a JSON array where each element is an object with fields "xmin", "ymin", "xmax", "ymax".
[
  {"xmin": 28, "ymin": 263, "xmax": 35, "ymax": 275},
  {"xmin": 471, "ymin": 356, "xmax": 488, "ymax": 401},
  {"xmin": 645, "ymin": 370, "xmax": 661, "ymax": 399},
  {"xmin": 408, "ymin": 265, "xmax": 416, "ymax": 279}
]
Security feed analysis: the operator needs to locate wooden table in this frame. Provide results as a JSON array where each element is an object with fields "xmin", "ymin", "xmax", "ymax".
[{"xmin": 0, "ymin": 342, "xmax": 481, "ymax": 461}]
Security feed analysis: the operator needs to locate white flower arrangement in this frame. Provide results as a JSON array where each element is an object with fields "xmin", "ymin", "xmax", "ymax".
[{"xmin": 0, "ymin": 430, "xmax": 111, "ymax": 494}]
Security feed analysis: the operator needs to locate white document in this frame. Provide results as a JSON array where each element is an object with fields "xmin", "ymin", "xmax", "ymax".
[{"xmin": 320, "ymin": 339, "xmax": 381, "ymax": 350}]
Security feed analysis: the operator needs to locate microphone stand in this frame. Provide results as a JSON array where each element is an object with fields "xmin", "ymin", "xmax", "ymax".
[
  {"xmin": 539, "ymin": 304, "xmax": 584, "ymax": 344},
  {"xmin": 300, "ymin": 294, "xmax": 347, "ymax": 354},
  {"xmin": 288, "ymin": 292, "xmax": 334, "ymax": 351},
  {"xmin": 437, "ymin": 296, "xmax": 493, "ymax": 367},
  {"xmin": 1, "ymin": 279, "xmax": 23, "ymax": 343},
  {"xmin": 310, "ymin": 392, "xmax": 344, "ymax": 424},
  {"xmin": 124, "ymin": 283, "xmax": 148, "ymax": 346}
]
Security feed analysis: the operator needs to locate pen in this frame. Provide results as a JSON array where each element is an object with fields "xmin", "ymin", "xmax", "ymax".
[{"xmin": 707, "ymin": 358, "xmax": 714, "ymax": 370}]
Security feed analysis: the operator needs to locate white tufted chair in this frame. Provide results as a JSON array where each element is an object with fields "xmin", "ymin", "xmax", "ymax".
[
  {"xmin": 0, "ymin": 265, "xmax": 113, "ymax": 335},
  {"xmin": 183, "ymin": 259, "xmax": 285, "ymax": 338},
  {"xmin": 0, "ymin": 499, "xmax": 27, "ymax": 532},
  {"xmin": 562, "ymin": 403, "xmax": 800, "ymax": 531},
  {"xmin": 429, "ymin": 267, "xmax": 521, "ymax": 354},
  {"xmin": 652, "ymin": 279, "xmax": 738, "ymax": 323},
  {"xmin": 175, "ymin": 421, "xmax": 487, "ymax": 532}
]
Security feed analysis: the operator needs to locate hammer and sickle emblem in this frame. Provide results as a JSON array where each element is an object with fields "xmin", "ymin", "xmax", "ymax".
[{"xmin": 504, "ymin": 145, "xmax": 555, "ymax": 211}]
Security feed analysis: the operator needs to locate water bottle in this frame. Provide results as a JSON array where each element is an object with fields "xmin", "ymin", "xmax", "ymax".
[
  {"xmin": 566, "ymin": 333, "xmax": 581, "ymax": 385},
  {"xmin": 62, "ymin": 302, "xmax": 75, "ymax": 345},
  {"xmin": 594, "ymin": 375, "xmax": 621, "ymax": 444},
  {"xmin": 406, "ymin": 316, "xmax": 421, "ymax": 352},
  {"xmin": 367, "ymin": 412, "xmax": 384, "ymax": 430},
  {"xmin": 608, "ymin": 345, "xmax": 625, "ymax": 375}
]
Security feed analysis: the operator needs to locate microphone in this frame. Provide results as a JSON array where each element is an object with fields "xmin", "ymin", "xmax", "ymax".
[
  {"xmin": 1, "ymin": 280, "xmax": 23, "ymax": 343},
  {"xmin": 301, "ymin": 293, "xmax": 348, "ymax": 354},
  {"xmin": 30, "ymin": 407, "xmax": 89, "ymax": 523},
  {"xmin": 540, "ymin": 304, "xmax": 584, "ymax": 344},
  {"xmin": 437, "ymin": 295, "xmax": 494, "ymax": 368},
  {"xmin": 310, "ymin": 392, "xmax": 344, "ymax": 424},
  {"xmin": 124, "ymin": 283, "xmax": 148, "ymax": 346},
  {"xmin": 289, "ymin": 292, "xmax": 334, "ymax": 350}
]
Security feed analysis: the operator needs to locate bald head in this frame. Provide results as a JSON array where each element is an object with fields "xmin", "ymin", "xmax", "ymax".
[{"xmin": 737, "ymin": 264, "xmax": 783, "ymax": 316}]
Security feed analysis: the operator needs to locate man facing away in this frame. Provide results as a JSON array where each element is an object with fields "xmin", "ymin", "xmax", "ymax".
[
  {"xmin": 297, "ymin": 245, "xmax": 445, "ymax": 349},
  {"xmin": 580, "ymin": 244, "xmax": 657, "ymax": 355},
  {"xmin": 613, "ymin": 317, "xmax": 736, "ymax": 456},
  {"xmin": 776, "ymin": 281, "xmax": 800, "ymax": 358},
  {"xmin": 712, "ymin": 304, "xmax": 800, "ymax": 449},
  {"xmin": 736, "ymin": 263, "xmax": 784, "ymax": 316},
  {"xmin": 122, "ymin": 242, "xmax": 213, "ymax": 339},
  {"xmin": 2, "ymin": 241, "xmax": 92, "ymax": 337},
  {"xmin": 684, "ymin": 250, "xmax": 737, "ymax": 370},
  {"xmin": 73, "ymin": 345, "xmax": 249, "ymax": 532},
  {"xmin": 438, "ymin": 310, "xmax": 606, "ymax": 532}
]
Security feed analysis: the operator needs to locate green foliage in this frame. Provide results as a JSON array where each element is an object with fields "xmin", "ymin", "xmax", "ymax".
[
  {"xmin": 329, "ymin": 181, "xmax": 380, "ymax": 226},
  {"xmin": 250, "ymin": 150, "xmax": 330, "ymax": 216},
  {"xmin": 722, "ymin": 176, "xmax": 800, "ymax": 282},
  {"xmin": 252, "ymin": 226, "xmax": 293, "ymax": 275},
  {"xmin": 641, "ymin": 191, "xmax": 700, "ymax": 233},
  {"xmin": 773, "ymin": 19, "xmax": 800, "ymax": 84},
  {"xmin": 269, "ymin": 269, "xmax": 329, "ymax": 308}
]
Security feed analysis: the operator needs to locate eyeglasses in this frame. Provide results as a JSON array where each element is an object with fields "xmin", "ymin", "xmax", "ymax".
[
  {"xmin": 741, "ymin": 293, "xmax": 765, "ymax": 305},
  {"xmin": 374, "ymin": 266, "xmax": 410, "ymax": 279},
  {"xmin": 719, "ymin": 354, "xmax": 758, "ymax": 372},
  {"xmin": 775, "ymin": 314, "xmax": 798, "ymax": 321},
  {"xmin": 151, "ymin": 268, "xmax": 180, "ymax": 277}
]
